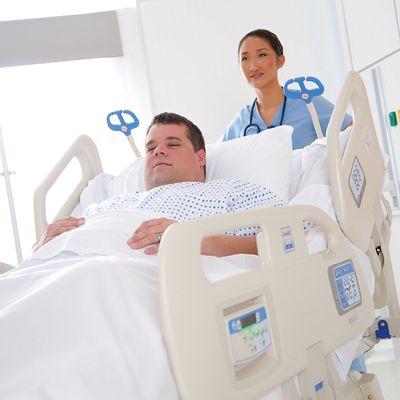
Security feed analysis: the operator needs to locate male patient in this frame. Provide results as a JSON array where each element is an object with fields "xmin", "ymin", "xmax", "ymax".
[{"xmin": 34, "ymin": 112, "xmax": 284, "ymax": 256}]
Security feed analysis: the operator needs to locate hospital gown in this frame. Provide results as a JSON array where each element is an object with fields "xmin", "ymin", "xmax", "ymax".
[{"xmin": 83, "ymin": 178, "xmax": 285, "ymax": 236}]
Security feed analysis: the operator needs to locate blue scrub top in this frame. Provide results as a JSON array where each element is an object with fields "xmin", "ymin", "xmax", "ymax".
[{"xmin": 220, "ymin": 96, "xmax": 352, "ymax": 150}]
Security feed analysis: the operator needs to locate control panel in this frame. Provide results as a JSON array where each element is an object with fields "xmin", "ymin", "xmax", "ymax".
[
  {"xmin": 226, "ymin": 304, "xmax": 271, "ymax": 365},
  {"xmin": 328, "ymin": 259, "xmax": 362, "ymax": 315}
]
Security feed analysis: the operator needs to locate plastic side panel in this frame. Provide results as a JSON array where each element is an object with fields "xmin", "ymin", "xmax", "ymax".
[
  {"xmin": 33, "ymin": 135, "xmax": 103, "ymax": 240},
  {"xmin": 158, "ymin": 205, "xmax": 375, "ymax": 400},
  {"xmin": 327, "ymin": 71, "xmax": 385, "ymax": 252}
]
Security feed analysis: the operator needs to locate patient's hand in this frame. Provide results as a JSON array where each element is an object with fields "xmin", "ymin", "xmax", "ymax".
[
  {"xmin": 33, "ymin": 216, "xmax": 85, "ymax": 252},
  {"xmin": 127, "ymin": 217, "xmax": 176, "ymax": 255},
  {"xmin": 128, "ymin": 218, "xmax": 259, "ymax": 257}
]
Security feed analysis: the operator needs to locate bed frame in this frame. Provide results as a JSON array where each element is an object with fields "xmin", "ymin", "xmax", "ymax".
[
  {"xmin": 3, "ymin": 71, "xmax": 398, "ymax": 399},
  {"xmin": 159, "ymin": 204, "xmax": 376, "ymax": 399},
  {"xmin": 33, "ymin": 134, "xmax": 103, "ymax": 241},
  {"xmin": 157, "ymin": 71, "xmax": 397, "ymax": 399}
]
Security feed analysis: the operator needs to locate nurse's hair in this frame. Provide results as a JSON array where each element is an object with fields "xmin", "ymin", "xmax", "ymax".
[
  {"xmin": 238, "ymin": 29, "xmax": 284, "ymax": 57},
  {"xmin": 146, "ymin": 112, "xmax": 205, "ymax": 153}
]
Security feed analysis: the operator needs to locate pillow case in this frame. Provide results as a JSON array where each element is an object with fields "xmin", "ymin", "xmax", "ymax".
[
  {"xmin": 205, "ymin": 125, "xmax": 293, "ymax": 202},
  {"xmin": 84, "ymin": 125, "xmax": 293, "ymax": 206},
  {"xmin": 290, "ymin": 126, "xmax": 352, "ymax": 197}
]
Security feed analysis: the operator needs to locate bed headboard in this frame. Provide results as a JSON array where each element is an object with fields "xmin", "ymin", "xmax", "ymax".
[{"xmin": 327, "ymin": 71, "xmax": 385, "ymax": 253}]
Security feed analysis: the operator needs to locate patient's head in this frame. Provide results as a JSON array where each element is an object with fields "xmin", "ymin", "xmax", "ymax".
[{"xmin": 144, "ymin": 112, "xmax": 206, "ymax": 190}]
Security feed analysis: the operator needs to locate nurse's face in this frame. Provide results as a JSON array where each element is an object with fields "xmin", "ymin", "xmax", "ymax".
[{"xmin": 239, "ymin": 36, "xmax": 285, "ymax": 90}]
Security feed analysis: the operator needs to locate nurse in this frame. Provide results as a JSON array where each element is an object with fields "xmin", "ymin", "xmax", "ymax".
[{"xmin": 220, "ymin": 29, "xmax": 352, "ymax": 149}]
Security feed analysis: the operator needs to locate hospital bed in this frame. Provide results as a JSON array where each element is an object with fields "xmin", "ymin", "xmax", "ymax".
[
  {"xmin": 0, "ymin": 71, "xmax": 398, "ymax": 399},
  {"xmin": 156, "ymin": 71, "xmax": 397, "ymax": 399}
]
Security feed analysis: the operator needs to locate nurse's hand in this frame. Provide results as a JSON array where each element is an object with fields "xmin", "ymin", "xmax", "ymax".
[
  {"xmin": 32, "ymin": 216, "xmax": 85, "ymax": 251},
  {"xmin": 128, "ymin": 217, "xmax": 176, "ymax": 255}
]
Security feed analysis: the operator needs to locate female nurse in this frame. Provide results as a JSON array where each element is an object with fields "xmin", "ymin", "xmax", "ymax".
[{"xmin": 220, "ymin": 29, "xmax": 352, "ymax": 149}]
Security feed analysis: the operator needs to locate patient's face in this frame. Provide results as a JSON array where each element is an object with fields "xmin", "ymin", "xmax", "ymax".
[{"xmin": 144, "ymin": 123, "xmax": 206, "ymax": 190}]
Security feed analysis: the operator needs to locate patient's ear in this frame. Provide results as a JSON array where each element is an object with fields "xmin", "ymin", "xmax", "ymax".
[{"xmin": 197, "ymin": 149, "xmax": 206, "ymax": 167}]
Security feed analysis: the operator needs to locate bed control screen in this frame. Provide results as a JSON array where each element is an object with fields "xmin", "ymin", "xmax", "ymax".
[
  {"xmin": 328, "ymin": 259, "xmax": 362, "ymax": 315},
  {"xmin": 226, "ymin": 305, "xmax": 271, "ymax": 365}
]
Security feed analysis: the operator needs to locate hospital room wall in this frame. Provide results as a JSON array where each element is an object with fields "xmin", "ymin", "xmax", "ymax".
[{"xmin": 136, "ymin": 0, "xmax": 350, "ymax": 142}]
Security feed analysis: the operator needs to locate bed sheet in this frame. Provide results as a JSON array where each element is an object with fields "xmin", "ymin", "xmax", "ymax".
[
  {"xmin": 0, "ymin": 199, "xmax": 373, "ymax": 400},
  {"xmin": 0, "ymin": 208, "xmax": 276, "ymax": 400}
]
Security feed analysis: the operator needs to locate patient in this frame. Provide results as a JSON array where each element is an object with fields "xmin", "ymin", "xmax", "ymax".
[
  {"xmin": 34, "ymin": 112, "xmax": 285, "ymax": 257},
  {"xmin": 0, "ymin": 114, "xmax": 370, "ymax": 400}
]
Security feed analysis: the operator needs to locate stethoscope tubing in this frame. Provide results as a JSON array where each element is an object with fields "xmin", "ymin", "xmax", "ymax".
[{"xmin": 243, "ymin": 96, "xmax": 287, "ymax": 136}]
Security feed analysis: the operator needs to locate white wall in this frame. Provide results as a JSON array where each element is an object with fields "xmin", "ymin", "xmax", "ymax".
[
  {"xmin": 137, "ymin": 0, "xmax": 349, "ymax": 142},
  {"xmin": 334, "ymin": 0, "xmax": 400, "ymax": 289},
  {"xmin": 0, "ymin": 8, "xmax": 154, "ymax": 264}
]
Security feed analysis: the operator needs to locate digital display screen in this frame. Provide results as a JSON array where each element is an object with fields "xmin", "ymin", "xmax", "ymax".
[
  {"xmin": 228, "ymin": 307, "xmax": 267, "ymax": 334},
  {"xmin": 240, "ymin": 313, "xmax": 257, "ymax": 329}
]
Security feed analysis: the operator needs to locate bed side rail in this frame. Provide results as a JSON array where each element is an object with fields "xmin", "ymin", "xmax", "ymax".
[
  {"xmin": 327, "ymin": 70, "xmax": 385, "ymax": 253},
  {"xmin": 33, "ymin": 135, "xmax": 103, "ymax": 241},
  {"xmin": 327, "ymin": 71, "xmax": 400, "ymax": 327},
  {"xmin": 159, "ymin": 204, "xmax": 375, "ymax": 400}
]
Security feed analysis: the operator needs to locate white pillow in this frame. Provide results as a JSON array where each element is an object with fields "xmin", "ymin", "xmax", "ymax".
[
  {"xmin": 77, "ymin": 126, "xmax": 294, "ymax": 210},
  {"xmin": 291, "ymin": 126, "xmax": 352, "ymax": 196},
  {"xmin": 105, "ymin": 125, "xmax": 293, "ymax": 202},
  {"xmin": 106, "ymin": 156, "xmax": 145, "ymax": 197},
  {"xmin": 205, "ymin": 125, "xmax": 293, "ymax": 201}
]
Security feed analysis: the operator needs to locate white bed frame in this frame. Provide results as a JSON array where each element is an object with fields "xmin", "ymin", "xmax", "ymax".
[
  {"xmin": 157, "ymin": 71, "xmax": 397, "ymax": 399},
  {"xmin": 2, "ymin": 71, "xmax": 398, "ymax": 399}
]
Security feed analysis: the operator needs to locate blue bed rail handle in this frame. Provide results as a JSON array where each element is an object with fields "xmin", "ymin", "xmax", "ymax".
[
  {"xmin": 284, "ymin": 76, "xmax": 325, "ymax": 104},
  {"xmin": 106, "ymin": 109, "xmax": 141, "ymax": 158},
  {"xmin": 106, "ymin": 109, "xmax": 140, "ymax": 136}
]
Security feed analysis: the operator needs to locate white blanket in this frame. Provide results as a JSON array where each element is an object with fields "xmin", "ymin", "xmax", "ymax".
[
  {"xmin": 0, "ymin": 209, "xmax": 277, "ymax": 400},
  {"xmin": 0, "ymin": 203, "xmax": 373, "ymax": 399}
]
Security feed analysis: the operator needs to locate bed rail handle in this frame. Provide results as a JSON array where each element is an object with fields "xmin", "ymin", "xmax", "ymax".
[{"xmin": 33, "ymin": 135, "xmax": 103, "ymax": 241}]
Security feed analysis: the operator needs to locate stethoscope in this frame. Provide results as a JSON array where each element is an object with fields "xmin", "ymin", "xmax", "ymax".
[{"xmin": 243, "ymin": 95, "xmax": 287, "ymax": 136}]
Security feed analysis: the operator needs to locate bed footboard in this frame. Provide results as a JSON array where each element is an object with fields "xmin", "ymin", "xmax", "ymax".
[{"xmin": 34, "ymin": 135, "xmax": 103, "ymax": 241}]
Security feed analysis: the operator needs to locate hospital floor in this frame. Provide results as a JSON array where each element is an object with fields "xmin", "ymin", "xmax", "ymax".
[{"xmin": 364, "ymin": 340, "xmax": 400, "ymax": 399}]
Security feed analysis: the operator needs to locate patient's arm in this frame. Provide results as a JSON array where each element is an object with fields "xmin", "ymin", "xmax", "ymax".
[
  {"xmin": 201, "ymin": 235, "xmax": 257, "ymax": 256},
  {"xmin": 128, "ymin": 217, "xmax": 258, "ymax": 256},
  {"xmin": 33, "ymin": 216, "xmax": 85, "ymax": 251}
]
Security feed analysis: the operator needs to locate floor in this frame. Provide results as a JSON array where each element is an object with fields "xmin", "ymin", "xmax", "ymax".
[{"xmin": 364, "ymin": 339, "xmax": 400, "ymax": 399}]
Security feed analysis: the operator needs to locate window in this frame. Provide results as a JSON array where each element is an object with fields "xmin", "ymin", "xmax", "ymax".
[{"xmin": 0, "ymin": 56, "xmax": 147, "ymax": 264}]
